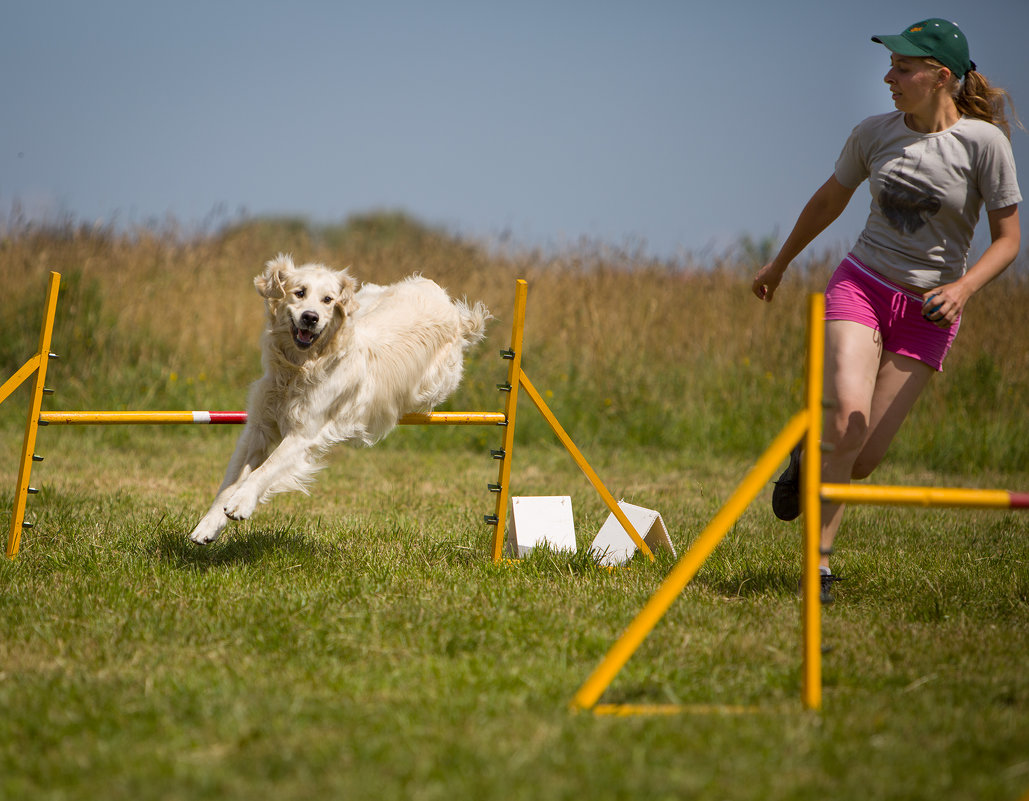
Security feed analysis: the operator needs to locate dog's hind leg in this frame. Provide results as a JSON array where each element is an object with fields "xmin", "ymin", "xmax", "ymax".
[{"xmin": 189, "ymin": 426, "xmax": 272, "ymax": 544}]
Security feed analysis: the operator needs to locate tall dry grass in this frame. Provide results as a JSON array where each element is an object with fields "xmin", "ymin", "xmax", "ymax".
[{"xmin": 1, "ymin": 212, "xmax": 1026, "ymax": 470}]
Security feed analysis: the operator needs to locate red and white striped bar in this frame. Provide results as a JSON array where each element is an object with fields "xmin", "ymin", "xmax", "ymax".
[{"xmin": 38, "ymin": 410, "xmax": 506, "ymax": 426}]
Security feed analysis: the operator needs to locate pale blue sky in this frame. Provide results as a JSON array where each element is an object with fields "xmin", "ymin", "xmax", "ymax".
[{"xmin": 3, "ymin": 0, "xmax": 1027, "ymax": 260}]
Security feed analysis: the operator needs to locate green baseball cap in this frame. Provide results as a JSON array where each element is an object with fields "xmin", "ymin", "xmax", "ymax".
[{"xmin": 872, "ymin": 18, "xmax": 976, "ymax": 77}]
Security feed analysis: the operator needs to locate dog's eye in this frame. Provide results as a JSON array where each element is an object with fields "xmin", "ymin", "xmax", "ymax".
[
  {"xmin": 323, "ymin": 296, "xmax": 333, "ymax": 304},
  {"xmin": 294, "ymin": 289, "xmax": 306, "ymax": 299}
]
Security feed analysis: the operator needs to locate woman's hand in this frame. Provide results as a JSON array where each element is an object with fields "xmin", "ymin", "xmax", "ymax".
[
  {"xmin": 752, "ymin": 261, "xmax": 787, "ymax": 302},
  {"xmin": 921, "ymin": 283, "xmax": 969, "ymax": 328},
  {"xmin": 923, "ymin": 205, "xmax": 1021, "ymax": 327}
]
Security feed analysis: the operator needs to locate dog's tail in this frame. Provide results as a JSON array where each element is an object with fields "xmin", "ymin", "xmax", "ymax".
[{"xmin": 458, "ymin": 299, "xmax": 492, "ymax": 345}]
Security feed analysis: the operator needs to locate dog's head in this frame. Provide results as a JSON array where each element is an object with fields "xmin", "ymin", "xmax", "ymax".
[{"xmin": 255, "ymin": 254, "xmax": 359, "ymax": 355}]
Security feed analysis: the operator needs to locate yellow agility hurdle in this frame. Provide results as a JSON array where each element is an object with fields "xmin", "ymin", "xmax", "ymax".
[
  {"xmin": 571, "ymin": 293, "xmax": 1028, "ymax": 715},
  {"xmin": 37, "ymin": 411, "xmax": 506, "ymax": 426},
  {"xmin": 5, "ymin": 273, "xmax": 650, "ymax": 561}
]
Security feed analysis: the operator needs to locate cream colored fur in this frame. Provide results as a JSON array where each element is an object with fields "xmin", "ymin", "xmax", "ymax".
[{"xmin": 189, "ymin": 254, "xmax": 490, "ymax": 544}]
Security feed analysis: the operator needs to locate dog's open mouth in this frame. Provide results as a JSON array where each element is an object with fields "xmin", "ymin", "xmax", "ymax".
[{"xmin": 291, "ymin": 324, "xmax": 321, "ymax": 349}]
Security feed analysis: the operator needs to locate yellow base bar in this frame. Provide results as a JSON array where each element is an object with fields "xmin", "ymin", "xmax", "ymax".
[{"xmin": 591, "ymin": 704, "xmax": 762, "ymax": 717}]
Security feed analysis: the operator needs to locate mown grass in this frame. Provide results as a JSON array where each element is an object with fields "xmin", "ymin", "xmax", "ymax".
[{"xmin": 1, "ymin": 214, "xmax": 1027, "ymax": 800}]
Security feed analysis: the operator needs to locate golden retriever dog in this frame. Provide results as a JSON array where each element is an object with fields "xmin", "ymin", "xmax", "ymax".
[{"xmin": 189, "ymin": 254, "xmax": 491, "ymax": 544}]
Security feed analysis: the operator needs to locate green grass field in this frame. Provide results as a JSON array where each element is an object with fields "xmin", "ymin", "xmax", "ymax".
[{"xmin": 1, "ymin": 216, "xmax": 1027, "ymax": 800}]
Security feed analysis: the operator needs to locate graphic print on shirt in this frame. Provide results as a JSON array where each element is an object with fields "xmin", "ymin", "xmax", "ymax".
[{"xmin": 878, "ymin": 173, "xmax": 941, "ymax": 235}]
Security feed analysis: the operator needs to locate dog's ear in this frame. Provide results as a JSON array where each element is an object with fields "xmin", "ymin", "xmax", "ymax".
[
  {"xmin": 254, "ymin": 253, "xmax": 294, "ymax": 300},
  {"xmin": 335, "ymin": 268, "xmax": 359, "ymax": 318}
]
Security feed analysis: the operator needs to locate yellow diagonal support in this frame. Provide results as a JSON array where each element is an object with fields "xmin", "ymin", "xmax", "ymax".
[
  {"xmin": 519, "ymin": 371, "xmax": 651, "ymax": 559},
  {"xmin": 0, "ymin": 355, "xmax": 42, "ymax": 407}
]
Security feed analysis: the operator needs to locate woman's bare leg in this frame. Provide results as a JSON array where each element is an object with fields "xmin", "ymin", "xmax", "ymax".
[{"xmin": 820, "ymin": 321, "xmax": 935, "ymax": 568}]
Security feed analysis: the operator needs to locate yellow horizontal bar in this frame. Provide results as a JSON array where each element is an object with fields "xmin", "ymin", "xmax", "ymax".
[
  {"xmin": 399, "ymin": 411, "xmax": 506, "ymax": 426},
  {"xmin": 38, "ymin": 410, "xmax": 506, "ymax": 426},
  {"xmin": 41, "ymin": 411, "xmax": 200, "ymax": 425},
  {"xmin": 821, "ymin": 483, "xmax": 1014, "ymax": 509}
]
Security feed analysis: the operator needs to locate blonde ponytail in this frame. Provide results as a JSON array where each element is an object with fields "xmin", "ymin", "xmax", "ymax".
[{"xmin": 955, "ymin": 70, "xmax": 1021, "ymax": 138}]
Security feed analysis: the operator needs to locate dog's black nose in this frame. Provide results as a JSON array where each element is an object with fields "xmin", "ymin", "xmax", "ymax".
[{"xmin": 300, "ymin": 311, "xmax": 319, "ymax": 328}]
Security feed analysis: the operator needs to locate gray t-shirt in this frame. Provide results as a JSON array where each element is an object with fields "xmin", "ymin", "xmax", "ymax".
[{"xmin": 834, "ymin": 111, "xmax": 1021, "ymax": 289}]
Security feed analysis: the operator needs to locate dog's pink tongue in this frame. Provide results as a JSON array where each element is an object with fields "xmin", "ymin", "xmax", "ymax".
[{"xmin": 298, "ymin": 330, "xmax": 314, "ymax": 343}]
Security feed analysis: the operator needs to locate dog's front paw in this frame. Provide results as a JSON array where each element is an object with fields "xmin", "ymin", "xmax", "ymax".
[
  {"xmin": 189, "ymin": 516, "xmax": 226, "ymax": 545},
  {"xmin": 224, "ymin": 488, "xmax": 258, "ymax": 521}
]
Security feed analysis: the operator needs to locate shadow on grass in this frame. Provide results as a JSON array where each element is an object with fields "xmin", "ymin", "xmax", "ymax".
[
  {"xmin": 696, "ymin": 565, "xmax": 799, "ymax": 599},
  {"xmin": 153, "ymin": 521, "xmax": 339, "ymax": 571}
]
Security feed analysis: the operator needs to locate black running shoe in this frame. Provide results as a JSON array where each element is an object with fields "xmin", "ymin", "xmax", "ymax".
[
  {"xmin": 772, "ymin": 444, "xmax": 802, "ymax": 521},
  {"xmin": 819, "ymin": 573, "xmax": 843, "ymax": 604},
  {"xmin": 798, "ymin": 573, "xmax": 843, "ymax": 605}
]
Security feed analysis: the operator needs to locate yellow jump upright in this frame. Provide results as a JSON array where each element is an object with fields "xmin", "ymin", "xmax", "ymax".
[
  {"xmin": 483, "ymin": 279, "xmax": 650, "ymax": 562},
  {"xmin": 801, "ymin": 293, "xmax": 826, "ymax": 711},
  {"xmin": 4, "ymin": 272, "xmax": 61, "ymax": 559}
]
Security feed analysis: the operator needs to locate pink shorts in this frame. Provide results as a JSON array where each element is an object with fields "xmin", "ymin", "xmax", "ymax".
[{"xmin": 824, "ymin": 255, "xmax": 959, "ymax": 372}]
